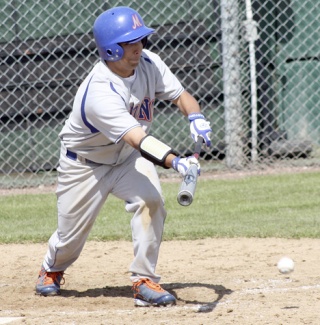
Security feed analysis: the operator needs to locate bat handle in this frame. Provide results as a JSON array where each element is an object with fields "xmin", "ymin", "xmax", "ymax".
[{"xmin": 193, "ymin": 136, "xmax": 203, "ymax": 159}]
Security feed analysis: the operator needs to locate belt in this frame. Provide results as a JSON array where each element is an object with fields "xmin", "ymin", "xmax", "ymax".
[{"xmin": 66, "ymin": 150, "xmax": 97, "ymax": 165}]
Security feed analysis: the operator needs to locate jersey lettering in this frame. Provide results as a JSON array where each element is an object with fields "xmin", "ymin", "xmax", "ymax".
[
  {"xmin": 130, "ymin": 104, "xmax": 139, "ymax": 117},
  {"xmin": 139, "ymin": 98, "xmax": 152, "ymax": 121},
  {"xmin": 132, "ymin": 14, "xmax": 143, "ymax": 29},
  {"xmin": 130, "ymin": 97, "xmax": 154, "ymax": 122}
]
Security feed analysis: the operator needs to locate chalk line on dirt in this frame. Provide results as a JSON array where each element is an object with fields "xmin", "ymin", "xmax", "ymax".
[{"xmin": 0, "ymin": 318, "xmax": 24, "ymax": 325}]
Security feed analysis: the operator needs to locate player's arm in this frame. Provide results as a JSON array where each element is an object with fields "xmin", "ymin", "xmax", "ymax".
[
  {"xmin": 172, "ymin": 90, "xmax": 212, "ymax": 147},
  {"xmin": 122, "ymin": 126, "xmax": 199, "ymax": 175},
  {"xmin": 172, "ymin": 90, "xmax": 201, "ymax": 116}
]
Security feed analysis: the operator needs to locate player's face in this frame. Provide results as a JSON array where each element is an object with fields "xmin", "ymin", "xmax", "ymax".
[{"xmin": 107, "ymin": 41, "xmax": 143, "ymax": 78}]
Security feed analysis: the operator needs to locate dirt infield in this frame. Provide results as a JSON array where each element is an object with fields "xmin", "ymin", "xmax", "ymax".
[
  {"xmin": 1, "ymin": 167, "xmax": 320, "ymax": 324},
  {"xmin": 1, "ymin": 238, "xmax": 320, "ymax": 324}
]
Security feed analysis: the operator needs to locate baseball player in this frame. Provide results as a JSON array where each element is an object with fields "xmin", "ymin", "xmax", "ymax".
[{"xmin": 35, "ymin": 6, "xmax": 212, "ymax": 307}]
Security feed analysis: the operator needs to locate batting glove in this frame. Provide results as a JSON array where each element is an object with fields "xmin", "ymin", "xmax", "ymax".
[
  {"xmin": 172, "ymin": 156, "xmax": 200, "ymax": 176},
  {"xmin": 188, "ymin": 113, "xmax": 212, "ymax": 147}
]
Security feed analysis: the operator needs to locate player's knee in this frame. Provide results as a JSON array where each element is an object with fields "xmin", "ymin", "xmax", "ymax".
[
  {"xmin": 125, "ymin": 188, "xmax": 165, "ymax": 215},
  {"xmin": 143, "ymin": 191, "xmax": 164, "ymax": 209}
]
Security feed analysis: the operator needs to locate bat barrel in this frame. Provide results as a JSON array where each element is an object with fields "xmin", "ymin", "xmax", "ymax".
[
  {"xmin": 177, "ymin": 190, "xmax": 193, "ymax": 206},
  {"xmin": 176, "ymin": 164, "xmax": 198, "ymax": 206},
  {"xmin": 176, "ymin": 137, "xmax": 202, "ymax": 207}
]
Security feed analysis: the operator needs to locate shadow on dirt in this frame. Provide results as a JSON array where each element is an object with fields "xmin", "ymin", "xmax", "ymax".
[
  {"xmin": 62, "ymin": 282, "xmax": 233, "ymax": 313},
  {"xmin": 167, "ymin": 282, "xmax": 233, "ymax": 312}
]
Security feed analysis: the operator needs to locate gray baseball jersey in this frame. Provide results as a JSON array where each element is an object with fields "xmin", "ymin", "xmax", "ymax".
[{"xmin": 60, "ymin": 49, "xmax": 184, "ymax": 164}]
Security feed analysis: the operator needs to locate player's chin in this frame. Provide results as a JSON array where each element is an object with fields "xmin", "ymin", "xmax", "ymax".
[
  {"xmin": 130, "ymin": 59, "xmax": 140, "ymax": 68},
  {"xmin": 130, "ymin": 55, "xmax": 142, "ymax": 65}
]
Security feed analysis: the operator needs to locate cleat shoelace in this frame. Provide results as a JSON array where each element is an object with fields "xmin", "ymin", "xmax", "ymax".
[
  {"xmin": 40, "ymin": 271, "xmax": 65, "ymax": 286},
  {"xmin": 133, "ymin": 278, "xmax": 166, "ymax": 293}
]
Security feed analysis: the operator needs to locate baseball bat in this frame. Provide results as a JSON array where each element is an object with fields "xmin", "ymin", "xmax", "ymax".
[{"xmin": 177, "ymin": 137, "xmax": 203, "ymax": 206}]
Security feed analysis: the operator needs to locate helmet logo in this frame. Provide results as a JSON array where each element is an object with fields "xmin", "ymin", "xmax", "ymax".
[{"xmin": 132, "ymin": 14, "xmax": 143, "ymax": 29}]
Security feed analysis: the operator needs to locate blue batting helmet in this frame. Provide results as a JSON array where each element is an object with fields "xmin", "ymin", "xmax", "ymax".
[{"xmin": 93, "ymin": 7, "xmax": 155, "ymax": 62}]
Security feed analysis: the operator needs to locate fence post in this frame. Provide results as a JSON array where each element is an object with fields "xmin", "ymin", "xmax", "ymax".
[
  {"xmin": 244, "ymin": 0, "xmax": 259, "ymax": 163},
  {"xmin": 220, "ymin": 0, "xmax": 244, "ymax": 168}
]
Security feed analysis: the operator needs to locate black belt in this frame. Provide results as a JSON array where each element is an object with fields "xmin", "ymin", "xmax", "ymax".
[{"xmin": 66, "ymin": 150, "xmax": 97, "ymax": 165}]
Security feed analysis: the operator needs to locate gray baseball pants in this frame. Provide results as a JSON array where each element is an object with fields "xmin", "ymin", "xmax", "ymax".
[{"xmin": 41, "ymin": 146, "xmax": 167, "ymax": 283}]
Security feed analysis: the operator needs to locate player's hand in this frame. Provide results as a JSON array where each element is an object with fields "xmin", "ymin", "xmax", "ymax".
[
  {"xmin": 172, "ymin": 156, "xmax": 200, "ymax": 176},
  {"xmin": 188, "ymin": 113, "xmax": 212, "ymax": 147}
]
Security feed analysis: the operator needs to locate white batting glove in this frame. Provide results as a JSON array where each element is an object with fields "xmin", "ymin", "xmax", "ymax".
[
  {"xmin": 189, "ymin": 113, "xmax": 212, "ymax": 147},
  {"xmin": 172, "ymin": 156, "xmax": 200, "ymax": 176}
]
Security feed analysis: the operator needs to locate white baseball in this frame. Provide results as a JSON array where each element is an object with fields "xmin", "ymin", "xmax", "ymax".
[{"xmin": 277, "ymin": 257, "xmax": 294, "ymax": 274}]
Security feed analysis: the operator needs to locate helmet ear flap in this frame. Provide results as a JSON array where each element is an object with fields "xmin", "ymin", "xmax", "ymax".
[{"xmin": 101, "ymin": 44, "xmax": 124, "ymax": 61}]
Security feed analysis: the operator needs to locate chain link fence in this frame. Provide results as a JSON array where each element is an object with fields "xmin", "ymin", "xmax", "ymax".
[{"xmin": 1, "ymin": 0, "xmax": 319, "ymax": 188}]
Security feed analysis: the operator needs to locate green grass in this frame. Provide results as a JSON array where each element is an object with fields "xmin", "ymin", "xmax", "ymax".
[{"xmin": 0, "ymin": 171, "xmax": 320, "ymax": 243}]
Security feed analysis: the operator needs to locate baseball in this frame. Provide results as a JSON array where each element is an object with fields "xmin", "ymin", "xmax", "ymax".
[{"xmin": 277, "ymin": 257, "xmax": 294, "ymax": 274}]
